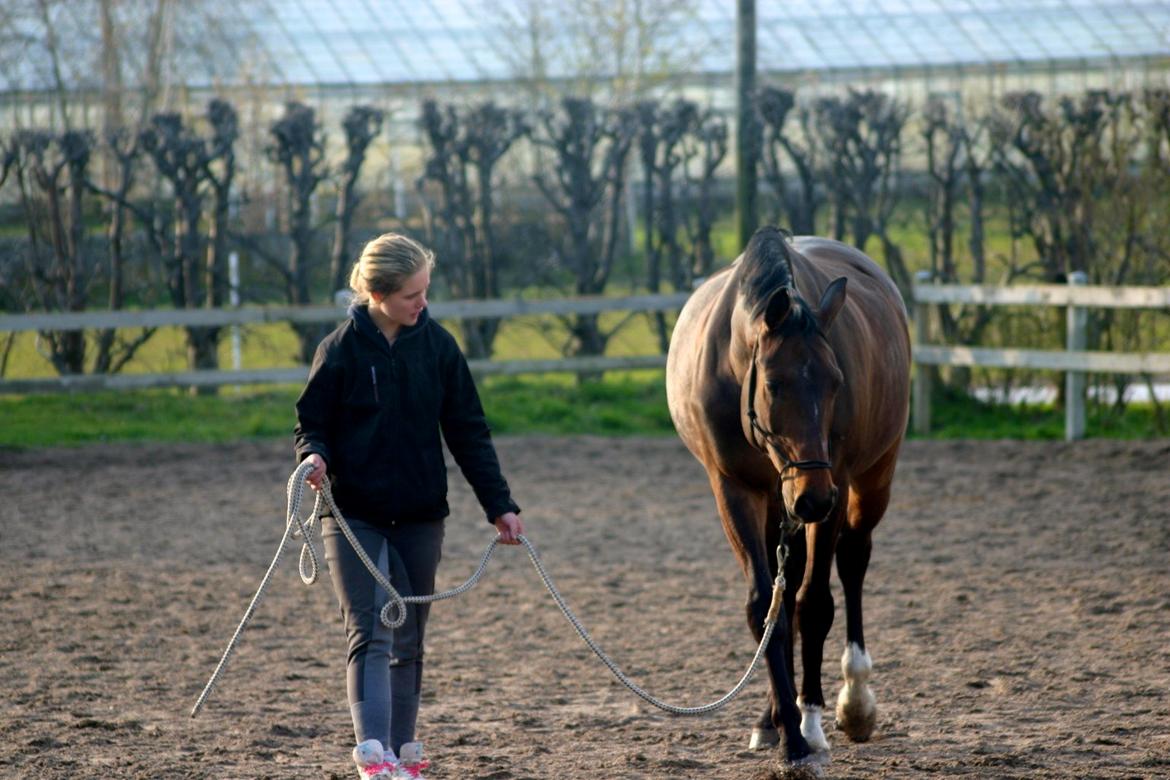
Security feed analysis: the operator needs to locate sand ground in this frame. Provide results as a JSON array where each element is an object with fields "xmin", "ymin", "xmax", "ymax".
[{"xmin": 2, "ymin": 436, "xmax": 1169, "ymax": 779}]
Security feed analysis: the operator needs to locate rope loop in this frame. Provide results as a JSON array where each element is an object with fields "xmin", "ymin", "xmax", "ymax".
[{"xmin": 191, "ymin": 463, "xmax": 788, "ymax": 720}]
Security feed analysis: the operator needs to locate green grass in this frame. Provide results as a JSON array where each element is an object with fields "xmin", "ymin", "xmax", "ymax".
[
  {"xmin": 925, "ymin": 387, "xmax": 1166, "ymax": 439},
  {"xmin": 0, "ymin": 374, "xmax": 677, "ymax": 449},
  {"xmin": 2, "ymin": 373, "xmax": 1163, "ymax": 450},
  {"xmin": 482, "ymin": 372, "xmax": 673, "ymax": 436},
  {"xmin": 0, "ymin": 387, "xmax": 302, "ymax": 448}
]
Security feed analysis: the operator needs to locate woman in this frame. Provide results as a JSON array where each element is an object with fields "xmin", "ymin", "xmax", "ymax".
[{"xmin": 294, "ymin": 233, "xmax": 524, "ymax": 780}]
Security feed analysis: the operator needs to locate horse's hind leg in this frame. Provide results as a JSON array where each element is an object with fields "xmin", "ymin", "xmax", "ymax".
[
  {"xmin": 835, "ymin": 523, "xmax": 876, "ymax": 741},
  {"xmin": 834, "ymin": 480, "xmax": 892, "ymax": 742}
]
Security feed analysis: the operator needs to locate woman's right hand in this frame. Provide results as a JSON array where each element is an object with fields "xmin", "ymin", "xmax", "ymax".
[{"xmin": 304, "ymin": 453, "xmax": 327, "ymax": 491}]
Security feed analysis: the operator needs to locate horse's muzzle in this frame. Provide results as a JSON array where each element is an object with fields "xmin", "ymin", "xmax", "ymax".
[{"xmin": 793, "ymin": 486, "xmax": 839, "ymax": 524}]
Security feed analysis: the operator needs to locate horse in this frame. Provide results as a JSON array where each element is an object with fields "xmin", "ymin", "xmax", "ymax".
[{"xmin": 666, "ymin": 227, "xmax": 911, "ymax": 766}]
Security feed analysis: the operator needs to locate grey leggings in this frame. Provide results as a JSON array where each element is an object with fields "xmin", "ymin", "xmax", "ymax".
[{"xmin": 321, "ymin": 514, "xmax": 444, "ymax": 755}]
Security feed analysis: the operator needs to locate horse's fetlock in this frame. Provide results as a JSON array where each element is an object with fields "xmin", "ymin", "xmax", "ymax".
[{"xmin": 840, "ymin": 642, "xmax": 872, "ymax": 684}]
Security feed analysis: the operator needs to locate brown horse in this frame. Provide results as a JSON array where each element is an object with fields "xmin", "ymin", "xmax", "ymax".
[{"xmin": 666, "ymin": 227, "xmax": 910, "ymax": 766}]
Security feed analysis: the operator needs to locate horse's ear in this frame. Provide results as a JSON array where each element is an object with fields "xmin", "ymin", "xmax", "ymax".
[
  {"xmin": 763, "ymin": 287, "xmax": 793, "ymax": 331},
  {"xmin": 817, "ymin": 277, "xmax": 847, "ymax": 331}
]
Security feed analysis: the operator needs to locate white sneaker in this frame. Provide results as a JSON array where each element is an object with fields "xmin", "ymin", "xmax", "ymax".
[
  {"xmin": 394, "ymin": 741, "xmax": 430, "ymax": 780},
  {"xmin": 353, "ymin": 739, "xmax": 398, "ymax": 780}
]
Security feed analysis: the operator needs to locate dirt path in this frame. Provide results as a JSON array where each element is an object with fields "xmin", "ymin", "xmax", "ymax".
[{"xmin": 2, "ymin": 437, "xmax": 1168, "ymax": 779}]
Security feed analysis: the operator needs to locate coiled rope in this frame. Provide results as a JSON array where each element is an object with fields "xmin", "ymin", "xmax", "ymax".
[{"xmin": 190, "ymin": 460, "xmax": 787, "ymax": 718}]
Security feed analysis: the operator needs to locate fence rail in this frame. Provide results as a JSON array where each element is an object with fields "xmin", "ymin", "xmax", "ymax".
[
  {"xmin": 911, "ymin": 283, "xmax": 1170, "ymax": 308},
  {"xmin": 912, "ymin": 274, "xmax": 1170, "ymax": 441},
  {"xmin": 0, "ymin": 293, "xmax": 692, "ymax": 333},
  {"xmin": 0, "ymin": 293, "xmax": 688, "ymax": 394}
]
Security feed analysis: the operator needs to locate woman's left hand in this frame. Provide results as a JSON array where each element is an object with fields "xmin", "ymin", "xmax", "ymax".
[{"xmin": 493, "ymin": 512, "xmax": 524, "ymax": 545}]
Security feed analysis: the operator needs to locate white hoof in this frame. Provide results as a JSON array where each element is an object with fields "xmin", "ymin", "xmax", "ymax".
[
  {"xmin": 748, "ymin": 725, "xmax": 780, "ymax": 750},
  {"xmin": 797, "ymin": 697, "xmax": 830, "ymax": 753},
  {"xmin": 836, "ymin": 642, "xmax": 877, "ymax": 742}
]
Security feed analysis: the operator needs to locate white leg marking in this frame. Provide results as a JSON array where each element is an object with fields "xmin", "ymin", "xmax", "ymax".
[
  {"xmin": 798, "ymin": 696, "xmax": 830, "ymax": 752},
  {"xmin": 836, "ymin": 642, "xmax": 877, "ymax": 742}
]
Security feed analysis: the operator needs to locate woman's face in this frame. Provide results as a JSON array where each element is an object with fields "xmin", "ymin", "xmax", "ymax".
[{"xmin": 372, "ymin": 268, "xmax": 430, "ymax": 330}]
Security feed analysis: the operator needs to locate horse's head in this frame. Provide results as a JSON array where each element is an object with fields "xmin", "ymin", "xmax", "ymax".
[{"xmin": 744, "ymin": 277, "xmax": 848, "ymax": 525}]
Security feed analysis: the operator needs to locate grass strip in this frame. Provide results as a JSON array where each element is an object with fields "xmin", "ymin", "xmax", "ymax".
[{"xmin": 0, "ymin": 374, "xmax": 1162, "ymax": 449}]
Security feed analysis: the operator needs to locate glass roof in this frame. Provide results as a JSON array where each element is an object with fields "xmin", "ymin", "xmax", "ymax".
[
  {"xmin": 2, "ymin": 0, "xmax": 1168, "ymax": 92},
  {"xmin": 251, "ymin": 0, "xmax": 1170, "ymax": 85}
]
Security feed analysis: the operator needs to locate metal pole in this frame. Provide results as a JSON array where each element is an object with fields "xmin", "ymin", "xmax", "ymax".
[
  {"xmin": 392, "ymin": 145, "xmax": 406, "ymax": 221},
  {"xmin": 1065, "ymin": 271, "xmax": 1088, "ymax": 440},
  {"xmin": 735, "ymin": 0, "xmax": 758, "ymax": 251}
]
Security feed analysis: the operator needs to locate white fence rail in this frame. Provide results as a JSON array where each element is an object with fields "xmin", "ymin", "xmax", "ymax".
[
  {"xmin": 912, "ymin": 274, "xmax": 1170, "ymax": 441},
  {"xmin": 0, "ymin": 293, "xmax": 692, "ymax": 333},
  {"xmin": 0, "ymin": 293, "xmax": 690, "ymax": 394}
]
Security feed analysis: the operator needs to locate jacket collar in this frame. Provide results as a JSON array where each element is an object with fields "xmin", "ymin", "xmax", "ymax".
[{"xmin": 350, "ymin": 302, "xmax": 430, "ymax": 352}]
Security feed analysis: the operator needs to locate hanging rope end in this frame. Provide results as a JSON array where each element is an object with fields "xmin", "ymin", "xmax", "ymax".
[{"xmin": 765, "ymin": 576, "xmax": 785, "ymax": 624}]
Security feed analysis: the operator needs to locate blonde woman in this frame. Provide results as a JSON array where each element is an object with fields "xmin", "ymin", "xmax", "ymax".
[{"xmin": 295, "ymin": 233, "xmax": 523, "ymax": 780}]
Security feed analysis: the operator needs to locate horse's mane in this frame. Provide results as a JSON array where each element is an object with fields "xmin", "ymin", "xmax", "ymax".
[{"xmin": 737, "ymin": 227, "xmax": 817, "ymax": 334}]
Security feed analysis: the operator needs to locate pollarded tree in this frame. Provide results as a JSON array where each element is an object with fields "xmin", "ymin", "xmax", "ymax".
[
  {"xmin": 757, "ymin": 86, "xmax": 822, "ymax": 236},
  {"xmin": 533, "ymin": 97, "xmax": 638, "ymax": 361},
  {"xmin": 636, "ymin": 98, "xmax": 695, "ymax": 352},
  {"xmin": 269, "ymin": 101, "xmax": 329, "ymax": 364},
  {"xmin": 204, "ymin": 98, "xmax": 238, "ymax": 313},
  {"xmin": 919, "ymin": 97, "xmax": 1013, "ymax": 395},
  {"xmin": 139, "ymin": 111, "xmax": 221, "ymax": 379},
  {"xmin": 7, "ymin": 129, "xmax": 94, "ymax": 374},
  {"xmin": 330, "ymin": 105, "xmax": 384, "ymax": 297},
  {"xmin": 417, "ymin": 99, "xmax": 527, "ymax": 359},
  {"xmin": 680, "ymin": 105, "xmax": 727, "ymax": 283},
  {"xmin": 90, "ymin": 126, "xmax": 156, "ymax": 375},
  {"xmin": 815, "ymin": 89, "xmax": 911, "ymax": 298}
]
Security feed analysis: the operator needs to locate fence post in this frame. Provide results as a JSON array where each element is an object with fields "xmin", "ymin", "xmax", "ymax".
[
  {"xmin": 1065, "ymin": 271, "xmax": 1088, "ymax": 441},
  {"xmin": 912, "ymin": 271, "xmax": 933, "ymax": 436},
  {"xmin": 229, "ymin": 251, "xmax": 242, "ymax": 394}
]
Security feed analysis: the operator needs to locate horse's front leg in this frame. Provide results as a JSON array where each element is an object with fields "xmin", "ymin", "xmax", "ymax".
[
  {"xmin": 752, "ymin": 500, "xmax": 807, "ymax": 751},
  {"xmin": 795, "ymin": 505, "xmax": 846, "ymax": 754},
  {"xmin": 710, "ymin": 474, "xmax": 812, "ymax": 766}
]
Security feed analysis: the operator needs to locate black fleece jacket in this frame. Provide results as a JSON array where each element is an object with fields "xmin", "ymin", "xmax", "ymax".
[{"xmin": 294, "ymin": 305, "xmax": 519, "ymax": 525}]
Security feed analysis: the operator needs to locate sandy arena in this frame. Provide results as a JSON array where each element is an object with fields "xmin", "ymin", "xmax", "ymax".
[{"xmin": 2, "ymin": 436, "xmax": 1169, "ymax": 779}]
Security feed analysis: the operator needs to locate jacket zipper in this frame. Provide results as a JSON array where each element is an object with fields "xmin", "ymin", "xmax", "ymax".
[{"xmin": 370, "ymin": 365, "xmax": 380, "ymax": 403}]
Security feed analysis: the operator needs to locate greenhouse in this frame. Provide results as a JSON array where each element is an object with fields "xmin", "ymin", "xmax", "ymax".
[{"xmin": 2, "ymin": 0, "xmax": 1167, "ymax": 129}]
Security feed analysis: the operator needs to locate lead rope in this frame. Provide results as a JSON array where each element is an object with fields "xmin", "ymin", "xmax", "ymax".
[{"xmin": 190, "ymin": 460, "xmax": 788, "ymax": 718}]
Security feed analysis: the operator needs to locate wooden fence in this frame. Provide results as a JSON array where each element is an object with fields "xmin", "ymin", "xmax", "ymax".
[
  {"xmin": 0, "ymin": 293, "xmax": 690, "ymax": 394},
  {"xmin": 4, "ymin": 282, "xmax": 1169, "ymax": 442},
  {"xmin": 912, "ymin": 273, "xmax": 1170, "ymax": 440}
]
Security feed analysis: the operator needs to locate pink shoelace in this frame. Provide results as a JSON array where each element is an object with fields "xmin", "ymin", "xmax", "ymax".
[
  {"xmin": 361, "ymin": 760, "xmax": 396, "ymax": 777},
  {"xmin": 398, "ymin": 759, "xmax": 430, "ymax": 778}
]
